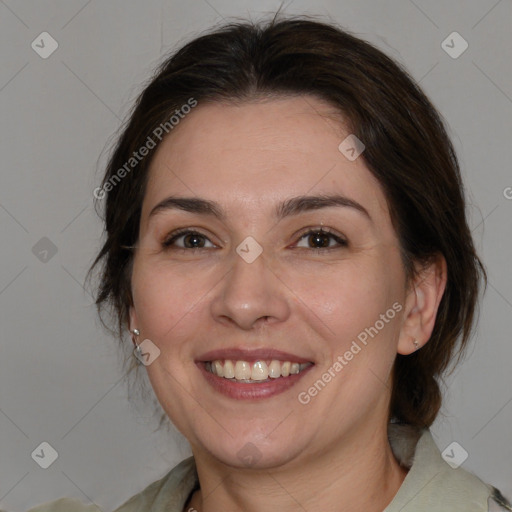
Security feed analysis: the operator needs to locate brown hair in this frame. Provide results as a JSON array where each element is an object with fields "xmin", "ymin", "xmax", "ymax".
[{"xmin": 88, "ymin": 14, "xmax": 486, "ymax": 428}]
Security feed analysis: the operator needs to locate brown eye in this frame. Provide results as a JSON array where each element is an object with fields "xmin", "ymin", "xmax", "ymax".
[
  {"xmin": 163, "ymin": 230, "xmax": 215, "ymax": 249},
  {"xmin": 295, "ymin": 228, "xmax": 347, "ymax": 250}
]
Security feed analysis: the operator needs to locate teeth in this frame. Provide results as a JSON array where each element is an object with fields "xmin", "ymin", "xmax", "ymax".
[
  {"xmin": 207, "ymin": 359, "xmax": 312, "ymax": 381},
  {"xmin": 268, "ymin": 360, "xmax": 281, "ymax": 379},
  {"xmin": 234, "ymin": 361, "xmax": 251, "ymax": 380},
  {"xmin": 251, "ymin": 361, "xmax": 268, "ymax": 380},
  {"xmin": 213, "ymin": 360, "xmax": 224, "ymax": 378},
  {"xmin": 223, "ymin": 360, "xmax": 235, "ymax": 379}
]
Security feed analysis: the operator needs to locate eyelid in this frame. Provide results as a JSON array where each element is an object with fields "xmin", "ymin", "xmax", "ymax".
[
  {"xmin": 291, "ymin": 226, "xmax": 348, "ymax": 249},
  {"xmin": 162, "ymin": 227, "xmax": 218, "ymax": 248},
  {"xmin": 162, "ymin": 226, "xmax": 348, "ymax": 252}
]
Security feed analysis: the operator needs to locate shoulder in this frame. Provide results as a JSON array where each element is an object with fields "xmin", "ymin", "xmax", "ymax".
[
  {"xmin": 113, "ymin": 456, "xmax": 198, "ymax": 512},
  {"xmin": 386, "ymin": 423, "xmax": 512, "ymax": 512},
  {"xmin": 0, "ymin": 497, "xmax": 102, "ymax": 512},
  {"xmin": 2, "ymin": 458, "xmax": 198, "ymax": 512}
]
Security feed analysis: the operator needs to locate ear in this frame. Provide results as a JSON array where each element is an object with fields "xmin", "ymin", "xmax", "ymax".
[
  {"xmin": 128, "ymin": 304, "xmax": 138, "ymax": 334},
  {"xmin": 397, "ymin": 253, "xmax": 447, "ymax": 355}
]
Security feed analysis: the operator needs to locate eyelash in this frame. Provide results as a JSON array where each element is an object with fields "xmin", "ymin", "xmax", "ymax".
[{"xmin": 161, "ymin": 227, "xmax": 348, "ymax": 253}]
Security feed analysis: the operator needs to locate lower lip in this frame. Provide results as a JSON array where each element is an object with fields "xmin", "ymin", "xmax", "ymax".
[{"xmin": 197, "ymin": 362, "xmax": 314, "ymax": 400}]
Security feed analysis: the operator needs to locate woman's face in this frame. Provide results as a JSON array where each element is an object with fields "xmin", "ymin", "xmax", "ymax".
[{"xmin": 130, "ymin": 96, "xmax": 411, "ymax": 469}]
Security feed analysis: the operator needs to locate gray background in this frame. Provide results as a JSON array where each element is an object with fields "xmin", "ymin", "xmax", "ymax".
[{"xmin": 1, "ymin": 0, "xmax": 511, "ymax": 510}]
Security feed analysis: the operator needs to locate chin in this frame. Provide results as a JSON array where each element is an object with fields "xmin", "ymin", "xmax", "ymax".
[{"xmin": 195, "ymin": 427, "xmax": 310, "ymax": 470}]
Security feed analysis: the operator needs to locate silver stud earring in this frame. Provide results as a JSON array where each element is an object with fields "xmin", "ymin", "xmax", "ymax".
[
  {"xmin": 413, "ymin": 339, "xmax": 420, "ymax": 350},
  {"xmin": 131, "ymin": 329, "xmax": 143, "ymax": 363}
]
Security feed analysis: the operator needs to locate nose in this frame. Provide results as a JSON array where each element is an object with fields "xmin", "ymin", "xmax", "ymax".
[{"xmin": 210, "ymin": 248, "xmax": 291, "ymax": 331}]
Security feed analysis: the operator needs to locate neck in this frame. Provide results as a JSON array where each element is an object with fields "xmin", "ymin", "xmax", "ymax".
[{"xmin": 186, "ymin": 421, "xmax": 409, "ymax": 512}]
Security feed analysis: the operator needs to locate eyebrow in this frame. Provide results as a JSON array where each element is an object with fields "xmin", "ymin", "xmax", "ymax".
[{"xmin": 148, "ymin": 194, "xmax": 371, "ymax": 222}]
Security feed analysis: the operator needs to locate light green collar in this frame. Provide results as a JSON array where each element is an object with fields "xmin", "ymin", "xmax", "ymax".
[{"xmin": 384, "ymin": 425, "xmax": 491, "ymax": 511}]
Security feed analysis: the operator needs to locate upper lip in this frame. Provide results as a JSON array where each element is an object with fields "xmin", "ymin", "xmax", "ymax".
[{"xmin": 196, "ymin": 348, "xmax": 314, "ymax": 364}]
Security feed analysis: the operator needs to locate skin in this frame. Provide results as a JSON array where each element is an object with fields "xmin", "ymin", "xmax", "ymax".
[{"xmin": 128, "ymin": 95, "xmax": 447, "ymax": 512}]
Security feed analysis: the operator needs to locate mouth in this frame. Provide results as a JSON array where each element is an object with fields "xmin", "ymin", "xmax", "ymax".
[
  {"xmin": 205, "ymin": 359, "xmax": 313, "ymax": 383},
  {"xmin": 196, "ymin": 349, "xmax": 315, "ymax": 400}
]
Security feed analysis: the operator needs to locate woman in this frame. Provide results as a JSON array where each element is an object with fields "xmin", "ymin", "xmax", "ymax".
[{"xmin": 20, "ymin": 14, "xmax": 511, "ymax": 512}]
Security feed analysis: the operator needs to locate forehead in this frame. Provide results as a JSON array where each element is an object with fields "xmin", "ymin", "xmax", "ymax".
[{"xmin": 142, "ymin": 96, "xmax": 391, "ymax": 229}]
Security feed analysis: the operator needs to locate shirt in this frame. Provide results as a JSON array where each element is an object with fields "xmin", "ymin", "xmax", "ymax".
[{"xmin": 7, "ymin": 424, "xmax": 511, "ymax": 512}]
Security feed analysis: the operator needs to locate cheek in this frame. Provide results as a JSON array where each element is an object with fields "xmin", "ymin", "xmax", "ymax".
[
  {"xmin": 292, "ymin": 256, "xmax": 404, "ymax": 371},
  {"xmin": 298, "ymin": 264, "xmax": 403, "ymax": 406},
  {"xmin": 130, "ymin": 260, "xmax": 209, "ymax": 347},
  {"xmin": 296, "ymin": 258, "xmax": 394, "ymax": 323}
]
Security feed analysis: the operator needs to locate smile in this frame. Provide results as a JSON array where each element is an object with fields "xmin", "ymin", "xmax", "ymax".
[
  {"xmin": 197, "ymin": 348, "xmax": 315, "ymax": 399},
  {"xmin": 205, "ymin": 359, "xmax": 313, "ymax": 382}
]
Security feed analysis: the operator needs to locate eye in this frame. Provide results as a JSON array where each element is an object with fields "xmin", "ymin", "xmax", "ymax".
[
  {"xmin": 161, "ymin": 227, "xmax": 347, "ymax": 252},
  {"xmin": 162, "ymin": 229, "xmax": 216, "ymax": 250},
  {"xmin": 294, "ymin": 227, "xmax": 348, "ymax": 250}
]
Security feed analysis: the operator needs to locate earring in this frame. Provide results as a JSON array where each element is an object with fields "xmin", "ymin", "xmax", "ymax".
[
  {"xmin": 131, "ymin": 329, "xmax": 143, "ymax": 363},
  {"xmin": 413, "ymin": 339, "xmax": 420, "ymax": 350}
]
